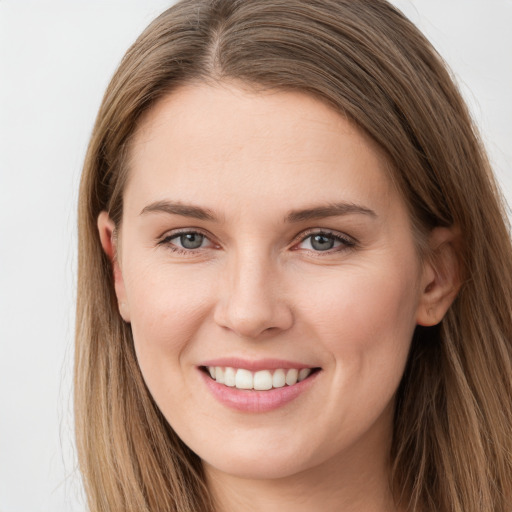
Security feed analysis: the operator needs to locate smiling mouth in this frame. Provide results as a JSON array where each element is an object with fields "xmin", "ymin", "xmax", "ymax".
[{"xmin": 200, "ymin": 366, "xmax": 321, "ymax": 391}]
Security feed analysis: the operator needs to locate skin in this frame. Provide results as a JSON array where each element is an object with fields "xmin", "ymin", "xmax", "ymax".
[{"xmin": 98, "ymin": 82, "xmax": 458, "ymax": 512}]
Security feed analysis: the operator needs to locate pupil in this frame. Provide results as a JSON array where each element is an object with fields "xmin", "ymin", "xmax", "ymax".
[
  {"xmin": 311, "ymin": 234, "xmax": 334, "ymax": 251},
  {"xmin": 181, "ymin": 233, "xmax": 204, "ymax": 249}
]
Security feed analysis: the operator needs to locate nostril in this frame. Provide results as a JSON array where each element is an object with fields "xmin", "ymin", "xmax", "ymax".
[{"xmin": 213, "ymin": 301, "xmax": 294, "ymax": 339}]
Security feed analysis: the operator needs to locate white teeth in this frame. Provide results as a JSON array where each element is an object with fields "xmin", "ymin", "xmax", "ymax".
[
  {"xmin": 215, "ymin": 367, "xmax": 225, "ymax": 384},
  {"xmin": 298, "ymin": 368, "xmax": 312, "ymax": 382},
  {"xmin": 235, "ymin": 369, "xmax": 253, "ymax": 390},
  {"xmin": 285, "ymin": 368, "xmax": 299, "ymax": 386},
  {"xmin": 254, "ymin": 370, "xmax": 273, "ymax": 390},
  {"xmin": 208, "ymin": 366, "xmax": 315, "ymax": 390},
  {"xmin": 224, "ymin": 367, "xmax": 236, "ymax": 387},
  {"xmin": 272, "ymin": 369, "xmax": 286, "ymax": 388}
]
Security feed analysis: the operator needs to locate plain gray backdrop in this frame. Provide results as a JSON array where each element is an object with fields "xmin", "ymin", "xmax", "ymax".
[{"xmin": 0, "ymin": 1, "xmax": 511, "ymax": 511}]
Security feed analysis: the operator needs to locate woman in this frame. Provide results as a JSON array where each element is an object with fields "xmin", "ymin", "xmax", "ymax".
[{"xmin": 75, "ymin": 0, "xmax": 512, "ymax": 511}]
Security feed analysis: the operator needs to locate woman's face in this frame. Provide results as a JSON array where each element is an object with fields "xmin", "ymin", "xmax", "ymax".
[{"xmin": 103, "ymin": 83, "xmax": 434, "ymax": 480}]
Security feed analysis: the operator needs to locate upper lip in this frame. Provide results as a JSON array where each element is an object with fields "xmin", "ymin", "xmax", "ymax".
[{"xmin": 199, "ymin": 357, "xmax": 319, "ymax": 372}]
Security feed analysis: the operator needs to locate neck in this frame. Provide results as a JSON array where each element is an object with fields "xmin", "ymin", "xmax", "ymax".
[{"xmin": 206, "ymin": 460, "xmax": 395, "ymax": 512}]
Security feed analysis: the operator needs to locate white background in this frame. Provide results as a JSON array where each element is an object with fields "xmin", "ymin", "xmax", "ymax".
[{"xmin": 0, "ymin": 1, "xmax": 510, "ymax": 511}]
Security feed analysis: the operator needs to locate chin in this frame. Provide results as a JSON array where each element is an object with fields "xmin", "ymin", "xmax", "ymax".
[
  {"xmin": 206, "ymin": 455, "xmax": 309, "ymax": 480},
  {"xmin": 199, "ymin": 436, "xmax": 320, "ymax": 480}
]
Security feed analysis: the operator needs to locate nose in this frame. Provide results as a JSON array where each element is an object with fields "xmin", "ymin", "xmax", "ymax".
[{"xmin": 213, "ymin": 251, "xmax": 294, "ymax": 339}]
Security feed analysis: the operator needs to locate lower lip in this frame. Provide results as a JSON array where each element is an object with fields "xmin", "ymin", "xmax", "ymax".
[{"xmin": 199, "ymin": 369, "xmax": 320, "ymax": 413}]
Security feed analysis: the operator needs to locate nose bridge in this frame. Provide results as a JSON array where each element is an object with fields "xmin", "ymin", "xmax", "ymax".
[{"xmin": 214, "ymin": 244, "xmax": 293, "ymax": 338}]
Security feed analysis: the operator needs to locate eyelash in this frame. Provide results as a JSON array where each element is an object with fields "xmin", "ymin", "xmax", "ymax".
[
  {"xmin": 157, "ymin": 228, "xmax": 357, "ymax": 256},
  {"xmin": 293, "ymin": 229, "xmax": 356, "ymax": 254},
  {"xmin": 157, "ymin": 229, "xmax": 215, "ymax": 255}
]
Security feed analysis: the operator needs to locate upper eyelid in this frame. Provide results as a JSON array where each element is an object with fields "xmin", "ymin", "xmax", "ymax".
[
  {"xmin": 158, "ymin": 227, "xmax": 213, "ymax": 242},
  {"xmin": 293, "ymin": 228, "xmax": 356, "ymax": 245}
]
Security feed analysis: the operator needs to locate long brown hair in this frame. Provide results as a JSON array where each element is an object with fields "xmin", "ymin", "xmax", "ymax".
[{"xmin": 75, "ymin": 1, "xmax": 512, "ymax": 510}]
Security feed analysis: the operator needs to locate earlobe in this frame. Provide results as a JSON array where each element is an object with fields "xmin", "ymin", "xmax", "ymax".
[
  {"xmin": 97, "ymin": 211, "xmax": 131, "ymax": 323},
  {"xmin": 416, "ymin": 227, "xmax": 461, "ymax": 326}
]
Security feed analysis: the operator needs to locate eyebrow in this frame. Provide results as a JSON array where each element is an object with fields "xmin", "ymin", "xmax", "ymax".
[
  {"xmin": 285, "ymin": 202, "xmax": 377, "ymax": 222},
  {"xmin": 139, "ymin": 199, "xmax": 376, "ymax": 223},
  {"xmin": 140, "ymin": 200, "xmax": 216, "ymax": 221}
]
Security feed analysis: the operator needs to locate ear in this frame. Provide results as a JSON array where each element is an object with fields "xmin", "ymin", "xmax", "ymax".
[
  {"xmin": 416, "ymin": 227, "xmax": 461, "ymax": 326},
  {"xmin": 97, "ymin": 211, "xmax": 130, "ymax": 323}
]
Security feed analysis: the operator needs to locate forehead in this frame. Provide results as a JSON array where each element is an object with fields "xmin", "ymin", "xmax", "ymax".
[{"xmin": 124, "ymin": 82, "xmax": 397, "ymax": 217}]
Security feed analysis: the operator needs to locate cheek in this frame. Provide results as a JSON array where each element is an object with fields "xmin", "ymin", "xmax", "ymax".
[
  {"xmin": 286, "ymin": 260, "xmax": 420, "ymax": 454},
  {"xmin": 297, "ymin": 258, "xmax": 420, "ymax": 392},
  {"xmin": 301, "ymin": 260, "xmax": 418, "ymax": 336},
  {"xmin": 123, "ymin": 260, "xmax": 215, "ymax": 388}
]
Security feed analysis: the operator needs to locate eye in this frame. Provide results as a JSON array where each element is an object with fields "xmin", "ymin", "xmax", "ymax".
[
  {"xmin": 158, "ymin": 230, "xmax": 214, "ymax": 252},
  {"xmin": 296, "ymin": 231, "xmax": 355, "ymax": 252},
  {"xmin": 174, "ymin": 232, "xmax": 207, "ymax": 249}
]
